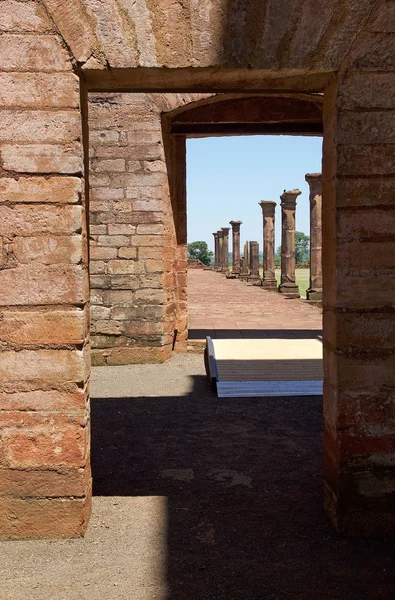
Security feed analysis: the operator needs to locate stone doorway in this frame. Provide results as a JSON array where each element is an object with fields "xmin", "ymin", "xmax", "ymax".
[{"xmin": 1, "ymin": 0, "xmax": 394, "ymax": 540}]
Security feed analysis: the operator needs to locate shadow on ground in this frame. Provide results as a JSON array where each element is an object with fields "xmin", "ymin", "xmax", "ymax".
[{"xmin": 91, "ymin": 371, "xmax": 395, "ymax": 600}]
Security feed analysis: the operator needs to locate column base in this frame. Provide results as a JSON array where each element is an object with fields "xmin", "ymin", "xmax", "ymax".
[
  {"xmin": 239, "ymin": 271, "xmax": 249, "ymax": 280},
  {"xmin": 226, "ymin": 273, "xmax": 238, "ymax": 279},
  {"xmin": 262, "ymin": 278, "xmax": 278, "ymax": 290},
  {"xmin": 278, "ymin": 283, "xmax": 300, "ymax": 298},
  {"xmin": 306, "ymin": 287, "xmax": 322, "ymax": 301},
  {"xmin": 247, "ymin": 275, "xmax": 261, "ymax": 283}
]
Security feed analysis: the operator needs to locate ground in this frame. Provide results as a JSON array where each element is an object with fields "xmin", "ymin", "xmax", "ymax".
[
  {"xmin": 2, "ymin": 354, "xmax": 395, "ymax": 599},
  {"xmin": 1, "ymin": 271, "xmax": 395, "ymax": 599},
  {"xmin": 188, "ymin": 269, "xmax": 321, "ymax": 342}
]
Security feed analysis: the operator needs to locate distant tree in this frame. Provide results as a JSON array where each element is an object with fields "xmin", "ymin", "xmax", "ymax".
[
  {"xmin": 295, "ymin": 232, "xmax": 310, "ymax": 264},
  {"xmin": 187, "ymin": 241, "xmax": 213, "ymax": 266},
  {"xmin": 276, "ymin": 231, "xmax": 310, "ymax": 265}
]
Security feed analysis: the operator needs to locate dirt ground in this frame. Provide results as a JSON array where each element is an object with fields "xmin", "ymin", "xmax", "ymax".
[{"xmin": 1, "ymin": 354, "xmax": 395, "ymax": 600}]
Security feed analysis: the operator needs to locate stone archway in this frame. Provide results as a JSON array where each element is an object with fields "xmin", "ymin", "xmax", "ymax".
[{"xmin": 0, "ymin": 0, "xmax": 394, "ymax": 539}]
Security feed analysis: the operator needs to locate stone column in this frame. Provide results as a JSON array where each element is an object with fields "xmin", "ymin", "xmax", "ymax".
[
  {"xmin": 217, "ymin": 229, "xmax": 223, "ymax": 271},
  {"xmin": 229, "ymin": 220, "xmax": 242, "ymax": 275},
  {"xmin": 221, "ymin": 227, "xmax": 230, "ymax": 273},
  {"xmin": 248, "ymin": 241, "xmax": 261, "ymax": 282},
  {"xmin": 278, "ymin": 189, "xmax": 301, "ymax": 297},
  {"xmin": 213, "ymin": 232, "xmax": 219, "ymax": 269},
  {"xmin": 305, "ymin": 173, "xmax": 322, "ymax": 301},
  {"xmin": 259, "ymin": 201, "xmax": 277, "ymax": 290},
  {"xmin": 240, "ymin": 241, "xmax": 249, "ymax": 278}
]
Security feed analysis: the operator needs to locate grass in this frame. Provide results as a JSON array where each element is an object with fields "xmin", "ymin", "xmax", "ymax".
[{"xmin": 258, "ymin": 268, "xmax": 310, "ymax": 298}]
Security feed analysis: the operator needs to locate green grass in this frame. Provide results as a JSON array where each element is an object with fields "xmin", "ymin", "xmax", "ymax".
[{"xmin": 259, "ymin": 268, "xmax": 310, "ymax": 298}]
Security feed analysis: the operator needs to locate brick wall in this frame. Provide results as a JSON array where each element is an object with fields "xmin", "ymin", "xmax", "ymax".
[{"xmin": 88, "ymin": 92, "xmax": 209, "ymax": 365}]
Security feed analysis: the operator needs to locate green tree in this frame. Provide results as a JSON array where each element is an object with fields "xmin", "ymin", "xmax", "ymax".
[
  {"xmin": 187, "ymin": 241, "xmax": 213, "ymax": 266},
  {"xmin": 276, "ymin": 231, "xmax": 310, "ymax": 265},
  {"xmin": 295, "ymin": 231, "xmax": 310, "ymax": 264}
]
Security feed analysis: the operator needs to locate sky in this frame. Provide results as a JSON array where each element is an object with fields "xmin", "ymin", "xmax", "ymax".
[{"xmin": 186, "ymin": 135, "xmax": 323, "ymax": 254}]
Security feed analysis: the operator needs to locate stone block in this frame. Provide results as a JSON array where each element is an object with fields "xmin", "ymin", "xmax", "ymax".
[
  {"xmin": 0, "ymin": 205, "xmax": 81, "ymax": 237},
  {"xmin": 339, "ymin": 73, "xmax": 395, "ymax": 109},
  {"xmin": 0, "ymin": 349, "xmax": 86, "ymax": 384},
  {"xmin": 118, "ymin": 247, "xmax": 137, "ymax": 259},
  {"xmin": 108, "ymin": 224, "xmax": 136, "ymax": 235},
  {"xmin": 336, "ymin": 179, "xmax": 395, "ymax": 207},
  {"xmin": 89, "ymin": 246, "xmax": 117, "ymax": 260},
  {"xmin": 1, "ymin": 144, "xmax": 83, "ymax": 174},
  {"xmin": 0, "ymin": 1, "xmax": 51, "ymax": 31},
  {"xmin": 92, "ymin": 158, "xmax": 126, "ymax": 172},
  {"xmin": 0, "ymin": 310, "xmax": 85, "ymax": 346},
  {"xmin": 0, "ymin": 388, "xmax": 85, "ymax": 412},
  {"xmin": 338, "ymin": 112, "xmax": 395, "ymax": 144},
  {"xmin": 337, "ymin": 144, "xmax": 395, "ymax": 177},
  {"xmin": 105, "ymin": 345, "xmax": 171, "ymax": 365},
  {"xmin": 89, "ymin": 130, "xmax": 120, "ymax": 144},
  {"xmin": 0, "ymin": 111, "xmax": 81, "ymax": 144},
  {"xmin": 0, "ymin": 34, "xmax": 72, "ymax": 72},
  {"xmin": 90, "ymin": 187, "xmax": 125, "ymax": 201},
  {"xmin": 0, "ymin": 176, "xmax": 82, "ymax": 204},
  {"xmin": 96, "ymin": 235, "xmax": 130, "ymax": 247},
  {"xmin": 0, "ymin": 467, "xmax": 89, "ymax": 498},
  {"xmin": 11, "ymin": 235, "xmax": 82, "ymax": 264},
  {"xmin": 136, "ymin": 223, "xmax": 164, "ymax": 235},
  {"xmin": 108, "ymin": 260, "xmax": 143, "ymax": 275},
  {"xmin": 0, "ymin": 73, "xmax": 79, "ymax": 108},
  {"xmin": 0, "ymin": 264, "xmax": 87, "ymax": 306}
]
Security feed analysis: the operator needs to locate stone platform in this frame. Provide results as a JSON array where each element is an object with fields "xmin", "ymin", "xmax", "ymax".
[{"xmin": 187, "ymin": 269, "xmax": 322, "ymax": 347}]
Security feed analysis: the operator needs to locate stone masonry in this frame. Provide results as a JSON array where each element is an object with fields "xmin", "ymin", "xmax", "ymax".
[{"xmin": 0, "ymin": 0, "xmax": 394, "ymax": 540}]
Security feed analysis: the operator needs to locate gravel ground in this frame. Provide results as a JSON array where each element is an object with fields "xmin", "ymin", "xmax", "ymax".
[{"xmin": 1, "ymin": 354, "xmax": 395, "ymax": 599}]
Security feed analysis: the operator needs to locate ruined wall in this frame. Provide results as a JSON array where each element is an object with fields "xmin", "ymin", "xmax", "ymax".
[
  {"xmin": 88, "ymin": 93, "xmax": 210, "ymax": 365},
  {"xmin": 0, "ymin": 2, "xmax": 90, "ymax": 538},
  {"xmin": 1, "ymin": 0, "xmax": 395, "ymax": 541}
]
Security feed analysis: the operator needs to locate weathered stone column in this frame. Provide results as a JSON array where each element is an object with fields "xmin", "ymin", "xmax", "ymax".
[
  {"xmin": 305, "ymin": 173, "xmax": 322, "ymax": 301},
  {"xmin": 248, "ymin": 241, "xmax": 261, "ymax": 282},
  {"xmin": 221, "ymin": 227, "xmax": 230, "ymax": 273},
  {"xmin": 278, "ymin": 189, "xmax": 301, "ymax": 297},
  {"xmin": 259, "ymin": 201, "xmax": 277, "ymax": 290},
  {"xmin": 217, "ymin": 230, "xmax": 223, "ymax": 271},
  {"xmin": 240, "ymin": 241, "xmax": 249, "ymax": 278},
  {"xmin": 229, "ymin": 220, "xmax": 242, "ymax": 275},
  {"xmin": 213, "ymin": 232, "xmax": 219, "ymax": 269}
]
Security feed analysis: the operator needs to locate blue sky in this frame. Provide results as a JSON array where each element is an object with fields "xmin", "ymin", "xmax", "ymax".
[{"xmin": 186, "ymin": 135, "xmax": 323, "ymax": 253}]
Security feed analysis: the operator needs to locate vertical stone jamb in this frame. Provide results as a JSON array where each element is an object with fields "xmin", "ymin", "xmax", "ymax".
[
  {"xmin": 305, "ymin": 173, "xmax": 323, "ymax": 301},
  {"xmin": 248, "ymin": 241, "xmax": 261, "ymax": 282},
  {"xmin": 259, "ymin": 201, "xmax": 277, "ymax": 290},
  {"xmin": 229, "ymin": 220, "xmax": 242, "ymax": 275},
  {"xmin": 221, "ymin": 227, "xmax": 230, "ymax": 273},
  {"xmin": 278, "ymin": 189, "xmax": 301, "ymax": 297}
]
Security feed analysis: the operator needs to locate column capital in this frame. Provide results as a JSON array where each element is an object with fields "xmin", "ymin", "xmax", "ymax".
[
  {"xmin": 258, "ymin": 200, "xmax": 276, "ymax": 214},
  {"xmin": 229, "ymin": 220, "xmax": 242, "ymax": 230},
  {"xmin": 217, "ymin": 229, "xmax": 223, "ymax": 238},
  {"xmin": 280, "ymin": 189, "xmax": 301, "ymax": 207},
  {"xmin": 213, "ymin": 232, "xmax": 219, "ymax": 238},
  {"xmin": 221, "ymin": 226, "xmax": 230, "ymax": 234},
  {"xmin": 305, "ymin": 172, "xmax": 322, "ymax": 183}
]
